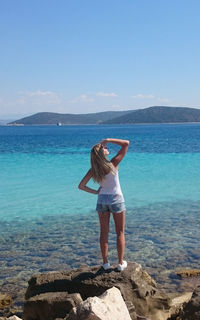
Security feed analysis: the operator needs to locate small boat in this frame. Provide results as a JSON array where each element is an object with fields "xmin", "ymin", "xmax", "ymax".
[{"xmin": 57, "ymin": 122, "xmax": 62, "ymax": 126}]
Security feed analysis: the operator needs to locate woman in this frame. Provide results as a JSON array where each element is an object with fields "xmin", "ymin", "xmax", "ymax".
[{"xmin": 78, "ymin": 138, "xmax": 129, "ymax": 271}]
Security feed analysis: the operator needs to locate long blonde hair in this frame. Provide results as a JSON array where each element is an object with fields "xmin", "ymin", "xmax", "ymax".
[{"xmin": 90, "ymin": 144, "xmax": 114, "ymax": 183}]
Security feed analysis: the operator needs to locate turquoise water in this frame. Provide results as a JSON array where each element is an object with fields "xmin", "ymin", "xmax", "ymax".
[
  {"xmin": 0, "ymin": 152, "xmax": 200, "ymax": 221},
  {"xmin": 1, "ymin": 124, "xmax": 200, "ymax": 221},
  {"xmin": 0, "ymin": 124, "xmax": 200, "ymax": 298}
]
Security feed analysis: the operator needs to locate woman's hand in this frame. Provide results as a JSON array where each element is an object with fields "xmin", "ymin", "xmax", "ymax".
[
  {"xmin": 100, "ymin": 139, "xmax": 108, "ymax": 146},
  {"xmin": 97, "ymin": 186, "xmax": 102, "ymax": 194}
]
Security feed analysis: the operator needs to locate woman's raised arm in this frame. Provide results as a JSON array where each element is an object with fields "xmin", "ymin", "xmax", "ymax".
[{"xmin": 101, "ymin": 138, "xmax": 130, "ymax": 167}]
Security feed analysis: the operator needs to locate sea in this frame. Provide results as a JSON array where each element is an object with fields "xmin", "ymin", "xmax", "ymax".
[{"xmin": 0, "ymin": 124, "xmax": 200, "ymax": 301}]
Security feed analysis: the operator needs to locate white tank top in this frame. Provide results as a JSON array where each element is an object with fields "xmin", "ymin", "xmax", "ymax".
[{"xmin": 99, "ymin": 169, "xmax": 123, "ymax": 196}]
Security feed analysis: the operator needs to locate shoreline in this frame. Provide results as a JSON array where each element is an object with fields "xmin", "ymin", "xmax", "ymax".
[{"xmin": 2, "ymin": 121, "xmax": 200, "ymax": 126}]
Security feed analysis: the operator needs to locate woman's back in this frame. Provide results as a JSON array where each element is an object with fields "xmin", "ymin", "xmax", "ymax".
[{"xmin": 99, "ymin": 169, "xmax": 123, "ymax": 196}]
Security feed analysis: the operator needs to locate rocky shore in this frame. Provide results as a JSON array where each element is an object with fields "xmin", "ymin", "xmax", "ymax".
[{"xmin": 1, "ymin": 262, "xmax": 200, "ymax": 320}]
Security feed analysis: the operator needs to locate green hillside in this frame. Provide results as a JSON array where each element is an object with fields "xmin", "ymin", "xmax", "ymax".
[
  {"xmin": 103, "ymin": 106, "xmax": 200, "ymax": 124},
  {"xmin": 9, "ymin": 110, "xmax": 132, "ymax": 125},
  {"xmin": 8, "ymin": 106, "xmax": 200, "ymax": 125}
]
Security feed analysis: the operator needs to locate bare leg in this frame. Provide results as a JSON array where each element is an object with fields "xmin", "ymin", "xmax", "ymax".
[
  {"xmin": 98, "ymin": 212, "xmax": 110, "ymax": 264},
  {"xmin": 113, "ymin": 211, "xmax": 125, "ymax": 265}
]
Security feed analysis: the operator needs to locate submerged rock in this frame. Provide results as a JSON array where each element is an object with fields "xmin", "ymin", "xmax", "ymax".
[
  {"xmin": 177, "ymin": 269, "xmax": 200, "ymax": 278},
  {"xmin": 0, "ymin": 294, "xmax": 12, "ymax": 309},
  {"xmin": 0, "ymin": 294, "xmax": 13, "ymax": 319},
  {"xmin": 23, "ymin": 262, "xmax": 191, "ymax": 320}
]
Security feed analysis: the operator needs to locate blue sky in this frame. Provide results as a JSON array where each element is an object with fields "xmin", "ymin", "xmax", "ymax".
[{"xmin": 0, "ymin": 0, "xmax": 200, "ymax": 118}]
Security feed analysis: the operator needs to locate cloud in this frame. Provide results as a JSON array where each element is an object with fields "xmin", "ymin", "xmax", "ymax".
[
  {"xmin": 21, "ymin": 90, "xmax": 62, "ymax": 105},
  {"xmin": 68, "ymin": 92, "xmax": 117, "ymax": 104},
  {"xmin": 96, "ymin": 92, "xmax": 118, "ymax": 97},
  {"xmin": 132, "ymin": 94, "xmax": 155, "ymax": 99},
  {"xmin": 28, "ymin": 90, "xmax": 57, "ymax": 97},
  {"xmin": 80, "ymin": 94, "xmax": 94, "ymax": 102},
  {"xmin": 157, "ymin": 97, "xmax": 170, "ymax": 103},
  {"xmin": 68, "ymin": 94, "xmax": 94, "ymax": 104},
  {"xmin": 0, "ymin": 90, "xmax": 67, "ymax": 116},
  {"xmin": 146, "ymin": 94, "xmax": 155, "ymax": 99},
  {"xmin": 132, "ymin": 93, "xmax": 171, "ymax": 104},
  {"xmin": 132, "ymin": 94, "xmax": 144, "ymax": 99}
]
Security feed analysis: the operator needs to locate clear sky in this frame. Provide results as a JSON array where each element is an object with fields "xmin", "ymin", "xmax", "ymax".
[{"xmin": 0, "ymin": 0, "xmax": 200, "ymax": 118}]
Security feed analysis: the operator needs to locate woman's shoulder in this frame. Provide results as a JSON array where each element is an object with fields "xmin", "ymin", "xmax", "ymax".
[{"xmin": 110, "ymin": 160, "xmax": 118, "ymax": 171}]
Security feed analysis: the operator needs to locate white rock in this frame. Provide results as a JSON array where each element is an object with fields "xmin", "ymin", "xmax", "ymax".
[
  {"xmin": 7, "ymin": 316, "xmax": 22, "ymax": 320},
  {"xmin": 69, "ymin": 286, "xmax": 132, "ymax": 320},
  {"xmin": 170, "ymin": 291, "xmax": 193, "ymax": 307}
]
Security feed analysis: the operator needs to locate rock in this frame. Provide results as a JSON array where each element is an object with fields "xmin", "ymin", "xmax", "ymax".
[
  {"xmin": 0, "ymin": 294, "xmax": 12, "ymax": 309},
  {"xmin": 23, "ymin": 292, "xmax": 82, "ymax": 320},
  {"xmin": 0, "ymin": 316, "xmax": 22, "ymax": 320},
  {"xmin": 24, "ymin": 262, "xmax": 192, "ymax": 320},
  {"xmin": 68, "ymin": 287, "xmax": 132, "ymax": 320},
  {"xmin": 177, "ymin": 269, "xmax": 200, "ymax": 278},
  {"xmin": 173, "ymin": 285, "xmax": 200, "ymax": 320},
  {"xmin": 0, "ymin": 294, "xmax": 13, "ymax": 319},
  {"xmin": 169, "ymin": 291, "xmax": 192, "ymax": 307}
]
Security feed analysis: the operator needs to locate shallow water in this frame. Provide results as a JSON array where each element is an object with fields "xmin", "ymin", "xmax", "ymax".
[{"xmin": 0, "ymin": 124, "xmax": 200, "ymax": 304}]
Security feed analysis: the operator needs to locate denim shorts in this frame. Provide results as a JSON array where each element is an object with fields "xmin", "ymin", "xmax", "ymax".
[{"xmin": 96, "ymin": 194, "xmax": 126, "ymax": 213}]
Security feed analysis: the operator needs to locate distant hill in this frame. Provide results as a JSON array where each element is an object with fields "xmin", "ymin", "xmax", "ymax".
[
  {"xmin": 8, "ymin": 106, "xmax": 200, "ymax": 125},
  {"xmin": 103, "ymin": 106, "xmax": 200, "ymax": 124},
  {"xmin": 9, "ymin": 110, "xmax": 132, "ymax": 125}
]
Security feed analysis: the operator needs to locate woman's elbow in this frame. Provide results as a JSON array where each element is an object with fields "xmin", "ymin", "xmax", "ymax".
[
  {"xmin": 78, "ymin": 183, "xmax": 82, "ymax": 190},
  {"xmin": 78, "ymin": 183, "xmax": 85, "ymax": 190}
]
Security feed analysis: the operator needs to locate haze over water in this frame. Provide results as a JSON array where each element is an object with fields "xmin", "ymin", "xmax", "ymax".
[{"xmin": 0, "ymin": 124, "xmax": 200, "ymax": 294}]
